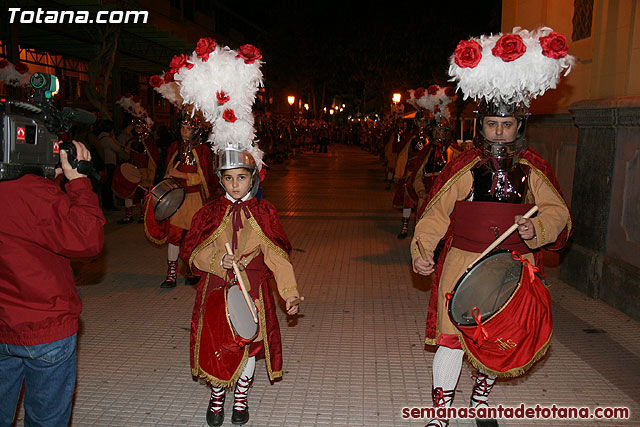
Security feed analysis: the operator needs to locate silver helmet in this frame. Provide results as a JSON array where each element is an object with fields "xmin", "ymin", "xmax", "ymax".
[
  {"xmin": 474, "ymin": 99, "xmax": 529, "ymax": 171},
  {"xmin": 216, "ymin": 147, "xmax": 260, "ymax": 197}
]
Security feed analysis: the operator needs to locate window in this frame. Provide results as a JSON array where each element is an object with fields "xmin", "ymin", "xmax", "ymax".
[{"xmin": 572, "ymin": 0, "xmax": 594, "ymax": 41}]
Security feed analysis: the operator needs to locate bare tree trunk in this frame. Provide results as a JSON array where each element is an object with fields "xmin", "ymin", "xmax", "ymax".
[{"xmin": 86, "ymin": 25, "xmax": 120, "ymax": 120}]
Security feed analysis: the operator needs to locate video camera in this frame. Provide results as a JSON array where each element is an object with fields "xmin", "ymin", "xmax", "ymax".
[{"xmin": 0, "ymin": 72, "xmax": 96, "ymax": 180}]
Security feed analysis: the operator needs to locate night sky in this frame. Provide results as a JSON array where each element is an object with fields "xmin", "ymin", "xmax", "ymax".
[{"xmin": 227, "ymin": 1, "xmax": 502, "ymax": 112}]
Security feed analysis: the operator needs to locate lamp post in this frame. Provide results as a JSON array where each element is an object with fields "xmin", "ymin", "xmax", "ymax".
[
  {"xmin": 287, "ymin": 95, "xmax": 295, "ymax": 118},
  {"xmin": 391, "ymin": 93, "xmax": 402, "ymax": 119}
]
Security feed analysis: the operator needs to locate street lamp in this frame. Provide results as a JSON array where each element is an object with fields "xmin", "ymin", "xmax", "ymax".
[
  {"xmin": 287, "ymin": 95, "xmax": 295, "ymax": 106},
  {"xmin": 392, "ymin": 93, "xmax": 401, "ymax": 104},
  {"xmin": 304, "ymin": 103, "xmax": 309, "ymax": 110}
]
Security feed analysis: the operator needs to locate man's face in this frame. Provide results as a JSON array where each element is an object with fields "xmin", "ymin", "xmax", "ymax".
[
  {"xmin": 482, "ymin": 116, "xmax": 520, "ymax": 143},
  {"xmin": 221, "ymin": 168, "xmax": 252, "ymax": 200},
  {"xmin": 180, "ymin": 124, "xmax": 196, "ymax": 141}
]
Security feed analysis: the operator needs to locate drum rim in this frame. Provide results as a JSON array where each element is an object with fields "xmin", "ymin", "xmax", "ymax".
[
  {"xmin": 151, "ymin": 178, "xmax": 186, "ymax": 221},
  {"xmin": 225, "ymin": 285, "xmax": 259, "ymax": 342},
  {"xmin": 447, "ymin": 249, "xmax": 524, "ymax": 328}
]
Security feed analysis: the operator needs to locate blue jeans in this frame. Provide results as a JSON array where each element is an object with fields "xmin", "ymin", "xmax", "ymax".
[{"xmin": 0, "ymin": 334, "xmax": 77, "ymax": 427}]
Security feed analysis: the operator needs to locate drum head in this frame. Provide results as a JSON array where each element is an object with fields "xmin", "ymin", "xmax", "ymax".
[
  {"xmin": 227, "ymin": 285, "xmax": 258, "ymax": 340},
  {"xmin": 151, "ymin": 179, "xmax": 185, "ymax": 221},
  {"xmin": 449, "ymin": 251, "xmax": 523, "ymax": 326},
  {"xmin": 120, "ymin": 163, "xmax": 142, "ymax": 183}
]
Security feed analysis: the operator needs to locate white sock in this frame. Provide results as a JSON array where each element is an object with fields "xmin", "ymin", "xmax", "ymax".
[
  {"xmin": 432, "ymin": 346, "xmax": 464, "ymax": 395},
  {"xmin": 234, "ymin": 356, "xmax": 255, "ymax": 411},
  {"xmin": 124, "ymin": 198, "xmax": 133, "ymax": 208},
  {"xmin": 402, "ymin": 208, "xmax": 412, "ymax": 219},
  {"xmin": 168, "ymin": 243, "xmax": 180, "ymax": 262}
]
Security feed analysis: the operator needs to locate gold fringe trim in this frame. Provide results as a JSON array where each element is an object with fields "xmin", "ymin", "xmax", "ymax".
[
  {"xmin": 260, "ymin": 286, "xmax": 283, "ymax": 381},
  {"xmin": 192, "ymin": 346, "xmax": 249, "ymax": 388},
  {"xmin": 143, "ymin": 201, "xmax": 168, "ymax": 246},
  {"xmin": 188, "ymin": 206, "xmax": 231, "ymax": 270},
  {"xmin": 246, "ymin": 213, "xmax": 291, "ymax": 263},
  {"xmin": 419, "ymin": 156, "xmax": 481, "ymax": 220},
  {"xmin": 519, "ymin": 159, "xmax": 572, "ymax": 239},
  {"xmin": 457, "ymin": 331, "xmax": 553, "ymax": 378}
]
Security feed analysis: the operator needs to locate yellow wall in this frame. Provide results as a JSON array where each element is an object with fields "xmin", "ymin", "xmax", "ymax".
[{"xmin": 502, "ymin": 0, "xmax": 640, "ymax": 114}]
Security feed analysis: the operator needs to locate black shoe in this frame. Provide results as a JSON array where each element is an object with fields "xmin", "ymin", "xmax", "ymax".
[
  {"xmin": 476, "ymin": 418, "xmax": 498, "ymax": 427},
  {"xmin": 231, "ymin": 408, "xmax": 249, "ymax": 425},
  {"xmin": 397, "ymin": 231, "xmax": 408, "ymax": 239},
  {"xmin": 206, "ymin": 407, "xmax": 224, "ymax": 427},
  {"xmin": 184, "ymin": 276, "xmax": 200, "ymax": 286},
  {"xmin": 117, "ymin": 216, "xmax": 134, "ymax": 224},
  {"xmin": 160, "ymin": 279, "xmax": 177, "ymax": 288}
]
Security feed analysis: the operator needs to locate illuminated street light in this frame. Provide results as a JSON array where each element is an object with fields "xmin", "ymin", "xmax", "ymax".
[
  {"xmin": 287, "ymin": 95, "xmax": 295, "ymax": 106},
  {"xmin": 392, "ymin": 93, "xmax": 401, "ymax": 104},
  {"xmin": 304, "ymin": 103, "xmax": 309, "ymax": 110},
  {"xmin": 329, "ymin": 109, "xmax": 334, "ymax": 115}
]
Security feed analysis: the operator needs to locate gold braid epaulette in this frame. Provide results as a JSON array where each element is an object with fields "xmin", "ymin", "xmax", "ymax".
[{"xmin": 419, "ymin": 155, "xmax": 482, "ymax": 220}]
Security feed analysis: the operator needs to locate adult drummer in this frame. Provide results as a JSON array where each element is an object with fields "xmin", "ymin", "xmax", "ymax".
[
  {"xmin": 145, "ymin": 111, "xmax": 215, "ymax": 288},
  {"xmin": 411, "ymin": 28, "xmax": 574, "ymax": 427}
]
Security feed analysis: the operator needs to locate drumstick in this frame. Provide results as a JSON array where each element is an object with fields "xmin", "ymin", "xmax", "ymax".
[
  {"xmin": 416, "ymin": 238, "xmax": 428, "ymax": 259},
  {"xmin": 466, "ymin": 205, "xmax": 539, "ymax": 271},
  {"xmin": 288, "ymin": 296, "xmax": 305, "ymax": 306},
  {"xmin": 224, "ymin": 243, "xmax": 258, "ymax": 323}
]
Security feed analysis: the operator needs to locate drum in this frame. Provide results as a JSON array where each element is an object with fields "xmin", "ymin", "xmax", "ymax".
[
  {"xmin": 150, "ymin": 178, "xmax": 185, "ymax": 221},
  {"xmin": 448, "ymin": 251, "xmax": 522, "ymax": 327},
  {"xmin": 447, "ymin": 250, "xmax": 553, "ymax": 377},
  {"xmin": 226, "ymin": 284, "xmax": 258, "ymax": 346},
  {"xmin": 112, "ymin": 163, "xmax": 141, "ymax": 199}
]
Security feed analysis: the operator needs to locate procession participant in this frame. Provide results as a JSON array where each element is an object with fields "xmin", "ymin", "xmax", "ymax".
[
  {"xmin": 0, "ymin": 141, "xmax": 105, "ymax": 426},
  {"xmin": 173, "ymin": 38, "xmax": 301, "ymax": 426},
  {"xmin": 144, "ymin": 109, "xmax": 216, "ymax": 288},
  {"xmin": 392, "ymin": 93, "xmax": 429, "ymax": 239},
  {"xmin": 411, "ymin": 28, "xmax": 575, "ymax": 427},
  {"xmin": 412, "ymin": 85, "xmax": 460, "ymax": 211},
  {"xmin": 115, "ymin": 96, "xmax": 160, "ymax": 224}
]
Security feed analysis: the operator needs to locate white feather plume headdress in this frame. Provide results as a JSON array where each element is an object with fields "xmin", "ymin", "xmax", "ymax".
[
  {"xmin": 415, "ymin": 85, "xmax": 458, "ymax": 122},
  {"xmin": 149, "ymin": 73, "xmax": 184, "ymax": 107},
  {"xmin": 171, "ymin": 38, "xmax": 265, "ymax": 170},
  {"xmin": 448, "ymin": 27, "xmax": 575, "ymax": 107},
  {"xmin": 0, "ymin": 59, "xmax": 31, "ymax": 87},
  {"xmin": 116, "ymin": 94, "xmax": 153, "ymax": 127}
]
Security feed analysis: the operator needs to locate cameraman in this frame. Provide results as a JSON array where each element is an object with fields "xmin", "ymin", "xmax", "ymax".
[{"xmin": 0, "ymin": 141, "xmax": 106, "ymax": 426}]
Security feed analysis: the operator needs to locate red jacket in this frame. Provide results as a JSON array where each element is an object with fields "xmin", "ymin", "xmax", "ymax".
[{"xmin": 0, "ymin": 176, "xmax": 105, "ymax": 345}]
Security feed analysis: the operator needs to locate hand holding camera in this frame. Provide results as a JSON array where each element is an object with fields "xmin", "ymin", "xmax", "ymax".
[{"xmin": 59, "ymin": 140, "xmax": 93, "ymax": 181}]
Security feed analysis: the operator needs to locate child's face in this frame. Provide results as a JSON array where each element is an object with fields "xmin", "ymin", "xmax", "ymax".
[{"xmin": 222, "ymin": 168, "xmax": 252, "ymax": 200}]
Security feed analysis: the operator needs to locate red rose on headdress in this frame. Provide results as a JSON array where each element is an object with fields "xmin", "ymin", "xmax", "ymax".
[
  {"xmin": 444, "ymin": 87, "xmax": 456, "ymax": 97},
  {"xmin": 195, "ymin": 37, "xmax": 217, "ymax": 61},
  {"xmin": 236, "ymin": 44, "xmax": 262, "ymax": 64},
  {"xmin": 405, "ymin": 90, "xmax": 413, "ymax": 100},
  {"xmin": 149, "ymin": 75, "xmax": 163, "ymax": 88},
  {"xmin": 222, "ymin": 108, "xmax": 237, "ymax": 123},
  {"xmin": 170, "ymin": 54, "xmax": 192, "ymax": 72},
  {"xmin": 133, "ymin": 96, "xmax": 141, "ymax": 103},
  {"xmin": 124, "ymin": 92, "xmax": 132, "ymax": 98},
  {"xmin": 216, "ymin": 90, "xmax": 230, "ymax": 104},
  {"xmin": 116, "ymin": 94, "xmax": 123, "ymax": 101},
  {"xmin": 0, "ymin": 59, "xmax": 8, "ymax": 69},
  {"xmin": 454, "ymin": 40, "xmax": 482, "ymax": 68},
  {"xmin": 492, "ymin": 34, "xmax": 526, "ymax": 62},
  {"xmin": 539, "ymin": 32, "xmax": 569, "ymax": 59},
  {"xmin": 427, "ymin": 85, "xmax": 439, "ymax": 95},
  {"xmin": 14, "ymin": 62, "xmax": 29, "ymax": 74},
  {"xmin": 164, "ymin": 72, "xmax": 175, "ymax": 83},
  {"xmin": 414, "ymin": 87, "xmax": 425, "ymax": 98},
  {"xmin": 434, "ymin": 105, "xmax": 441, "ymax": 113}
]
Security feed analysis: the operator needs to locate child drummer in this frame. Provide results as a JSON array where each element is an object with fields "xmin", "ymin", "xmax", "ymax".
[{"xmin": 175, "ymin": 39, "xmax": 301, "ymax": 426}]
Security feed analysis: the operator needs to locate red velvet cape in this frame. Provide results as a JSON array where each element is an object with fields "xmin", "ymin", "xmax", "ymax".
[
  {"xmin": 179, "ymin": 196, "xmax": 292, "ymax": 385},
  {"xmin": 419, "ymin": 147, "xmax": 573, "ymax": 344}
]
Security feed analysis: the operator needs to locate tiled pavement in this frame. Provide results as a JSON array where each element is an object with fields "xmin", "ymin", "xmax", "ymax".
[{"xmin": 14, "ymin": 145, "xmax": 640, "ymax": 426}]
